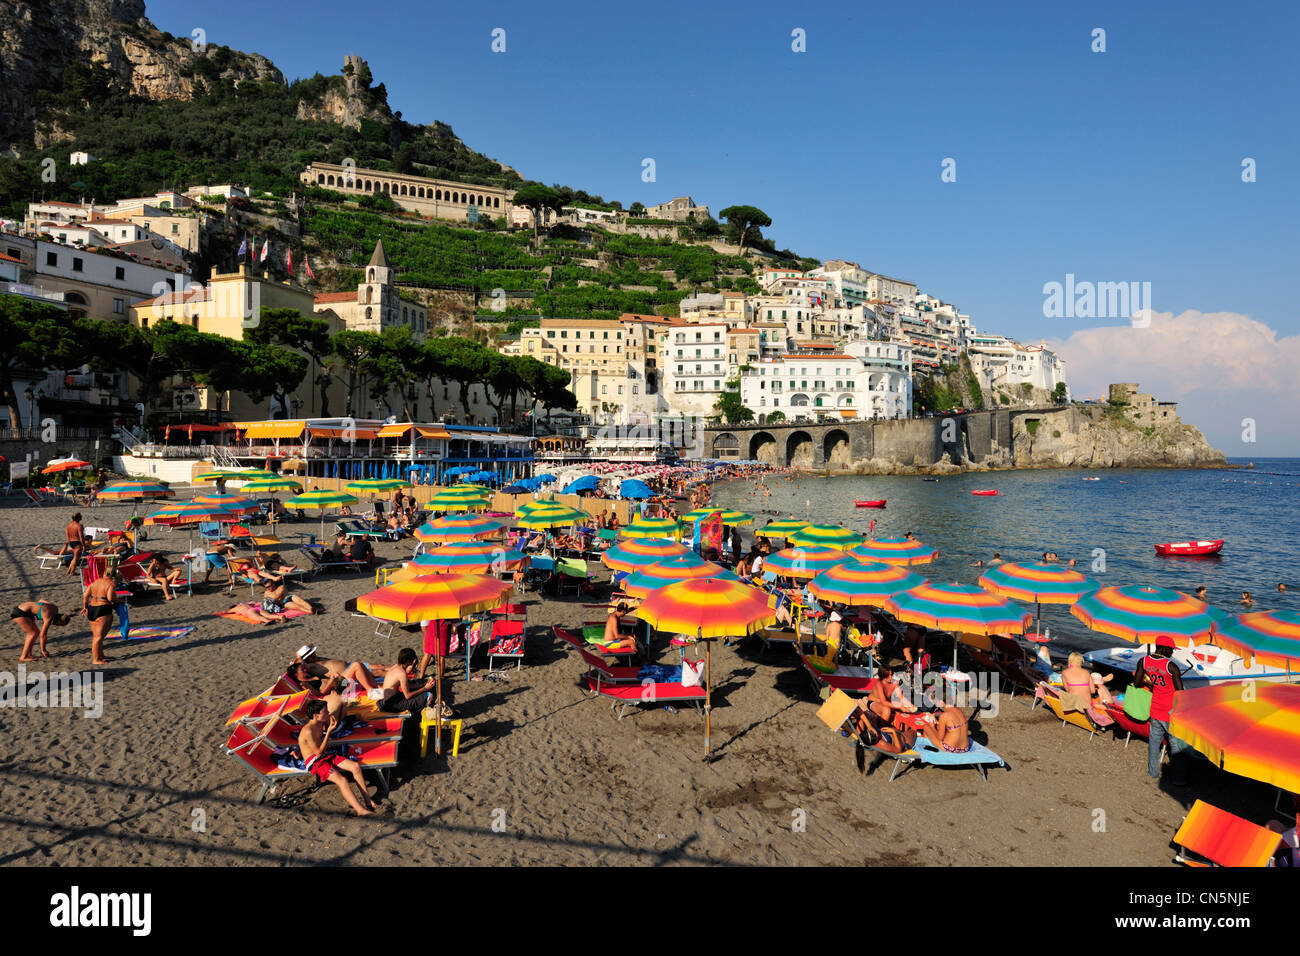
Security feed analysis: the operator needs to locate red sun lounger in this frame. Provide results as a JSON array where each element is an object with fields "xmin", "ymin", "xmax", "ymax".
[{"xmin": 584, "ymin": 675, "xmax": 706, "ymax": 720}]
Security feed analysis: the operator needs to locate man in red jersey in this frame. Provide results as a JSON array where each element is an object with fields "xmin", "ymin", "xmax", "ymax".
[{"xmin": 1134, "ymin": 635, "xmax": 1187, "ymax": 785}]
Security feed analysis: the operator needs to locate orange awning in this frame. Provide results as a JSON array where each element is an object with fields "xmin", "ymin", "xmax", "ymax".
[
  {"xmin": 240, "ymin": 421, "xmax": 306, "ymax": 439},
  {"xmin": 377, "ymin": 423, "xmax": 415, "ymax": 438},
  {"xmin": 416, "ymin": 427, "xmax": 451, "ymax": 439},
  {"xmin": 308, "ymin": 426, "xmax": 378, "ymax": 440}
]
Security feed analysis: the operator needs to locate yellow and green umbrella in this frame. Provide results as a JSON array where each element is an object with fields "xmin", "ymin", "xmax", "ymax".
[
  {"xmin": 757, "ymin": 518, "xmax": 809, "ymax": 539},
  {"xmin": 516, "ymin": 504, "xmax": 586, "ymax": 529},
  {"xmin": 427, "ymin": 488, "xmax": 492, "ymax": 512},
  {"xmin": 787, "ymin": 524, "xmax": 863, "ymax": 550},
  {"xmin": 241, "ymin": 477, "xmax": 304, "ymax": 494},
  {"xmin": 196, "ymin": 468, "xmax": 275, "ymax": 483},
  {"xmin": 621, "ymin": 514, "xmax": 681, "ymax": 539},
  {"xmin": 681, "ymin": 509, "xmax": 754, "ymax": 526},
  {"xmin": 346, "ymin": 478, "xmax": 411, "ymax": 495},
  {"xmin": 286, "ymin": 489, "xmax": 360, "ymax": 536}
]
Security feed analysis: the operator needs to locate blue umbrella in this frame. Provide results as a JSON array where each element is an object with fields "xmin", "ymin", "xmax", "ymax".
[
  {"xmin": 514, "ymin": 476, "xmax": 543, "ymax": 491},
  {"xmin": 469, "ymin": 471, "xmax": 500, "ymax": 484},
  {"xmin": 534, "ymin": 473, "xmax": 557, "ymax": 483},
  {"xmin": 619, "ymin": 479, "xmax": 655, "ymax": 499},
  {"xmin": 446, "ymin": 466, "xmax": 478, "ymax": 477},
  {"xmin": 563, "ymin": 475, "xmax": 601, "ymax": 495},
  {"xmin": 500, "ymin": 483, "xmax": 529, "ymax": 494}
]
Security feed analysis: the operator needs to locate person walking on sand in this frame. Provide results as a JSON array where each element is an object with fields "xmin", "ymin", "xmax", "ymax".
[
  {"xmin": 1134, "ymin": 635, "xmax": 1188, "ymax": 786},
  {"xmin": 297, "ymin": 699, "xmax": 374, "ymax": 816},
  {"xmin": 61, "ymin": 512, "xmax": 86, "ymax": 575},
  {"xmin": 82, "ymin": 568, "xmax": 119, "ymax": 665},
  {"xmin": 13, "ymin": 600, "xmax": 72, "ymax": 661}
]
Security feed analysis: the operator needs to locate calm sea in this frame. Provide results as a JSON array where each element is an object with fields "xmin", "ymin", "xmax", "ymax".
[{"xmin": 711, "ymin": 458, "xmax": 1300, "ymax": 655}]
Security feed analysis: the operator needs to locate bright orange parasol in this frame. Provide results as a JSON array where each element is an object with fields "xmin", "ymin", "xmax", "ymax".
[{"xmin": 355, "ymin": 573, "xmax": 513, "ymax": 624}]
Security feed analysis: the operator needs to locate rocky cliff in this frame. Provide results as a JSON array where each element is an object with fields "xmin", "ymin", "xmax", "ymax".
[
  {"xmin": 1, "ymin": 0, "xmax": 282, "ymax": 146},
  {"xmin": 1006, "ymin": 406, "xmax": 1227, "ymax": 469}
]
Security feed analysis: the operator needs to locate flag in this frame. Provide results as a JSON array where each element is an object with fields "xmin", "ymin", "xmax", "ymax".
[
  {"xmin": 236, "ymin": 235, "xmax": 247, "ymax": 258},
  {"xmin": 304, "ymin": 255, "xmax": 315, "ymax": 280},
  {"xmin": 286, "ymin": 249, "xmax": 294, "ymax": 276},
  {"xmin": 258, "ymin": 239, "xmax": 269, "ymax": 262}
]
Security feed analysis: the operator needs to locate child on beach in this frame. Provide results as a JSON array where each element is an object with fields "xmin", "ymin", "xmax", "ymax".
[{"xmin": 297, "ymin": 699, "xmax": 375, "ymax": 816}]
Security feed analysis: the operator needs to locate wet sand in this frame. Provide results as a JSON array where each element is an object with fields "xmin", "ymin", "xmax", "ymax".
[{"xmin": 0, "ymin": 496, "xmax": 1283, "ymax": 867}]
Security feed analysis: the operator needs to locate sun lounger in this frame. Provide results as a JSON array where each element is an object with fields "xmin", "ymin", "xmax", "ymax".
[
  {"xmin": 1036, "ymin": 682, "xmax": 1112, "ymax": 739},
  {"xmin": 584, "ymin": 675, "xmax": 706, "ymax": 719},
  {"xmin": 32, "ymin": 545, "xmax": 69, "ymax": 570},
  {"xmin": 298, "ymin": 546, "xmax": 365, "ymax": 575},
  {"xmin": 223, "ymin": 722, "xmax": 399, "ymax": 805},
  {"xmin": 1172, "ymin": 800, "xmax": 1283, "ymax": 867},
  {"xmin": 554, "ymin": 625, "xmax": 638, "ymax": 660},
  {"xmin": 799, "ymin": 652, "xmax": 877, "ymax": 695},
  {"xmin": 571, "ymin": 645, "xmax": 643, "ymax": 691},
  {"xmin": 117, "ymin": 560, "xmax": 192, "ymax": 596},
  {"xmin": 816, "ymin": 689, "xmax": 1005, "ymax": 782},
  {"xmin": 487, "ymin": 603, "xmax": 527, "ymax": 672}
]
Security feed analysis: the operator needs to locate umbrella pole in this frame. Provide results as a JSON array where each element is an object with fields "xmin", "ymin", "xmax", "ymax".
[
  {"xmin": 435, "ymin": 647, "xmax": 444, "ymax": 757},
  {"xmin": 703, "ymin": 628, "xmax": 712, "ymax": 756}
]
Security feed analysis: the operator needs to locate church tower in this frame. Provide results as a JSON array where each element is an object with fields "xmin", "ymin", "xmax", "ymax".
[{"xmin": 358, "ymin": 239, "xmax": 395, "ymax": 330}]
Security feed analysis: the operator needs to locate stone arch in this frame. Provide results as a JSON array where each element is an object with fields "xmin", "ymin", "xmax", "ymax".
[
  {"xmin": 365, "ymin": 307, "xmax": 372, "ymax": 322},
  {"xmin": 383, "ymin": 181, "xmax": 391, "ymax": 193},
  {"xmin": 789, "ymin": 393, "xmax": 810, "ymax": 407},
  {"xmin": 814, "ymin": 392, "xmax": 830, "ymax": 408},
  {"xmin": 436, "ymin": 189, "xmax": 442, "ymax": 201},
  {"xmin": 712, "ymin": 432, "xmax": 740, "ymax": 459},
  {"xmin": 368, "ymin": 269, "xmax": 375, "ymax": 282},
  {"xmin": 63, "ymin": 290, "xmax": 89, "ymax": 320},
  {"xmin": 322, "ymin": 174, "xmax": 330, "ymax": 185},
  {"xmin": 823, "ymin": 429, "xmax": 851, "ymax": 469},
  {"xmin": 786, "ymin": 430, "xmax": 814, "ymax": 468},
  {"xmin": 749, "ymin": 431, "xmax": 778, "ymax": 464},
  {"xmin": 494, "ymin": 197, "xmax": 500, "ymax": 208},
  {"xmin": 364, "ymin": 286, "xmax": 372, "ymax": 303},
  {"xmin": 417, "ymin": 187, "xmax": 425, "ymax": 198},
  {"xmin": 453, "ymin": 192, "xmax": 460, "ymax": 203}
]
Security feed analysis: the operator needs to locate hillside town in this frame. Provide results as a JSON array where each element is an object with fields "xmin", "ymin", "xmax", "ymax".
[{"xmin": 2, "ymin": 166, "xmax": 1068, "ymax": 457}]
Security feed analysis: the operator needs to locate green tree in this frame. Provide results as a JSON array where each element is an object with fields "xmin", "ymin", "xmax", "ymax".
[
  {"xmin": 366, "ymin": 326, "xmax": 424, "ymax": 420},
  {"xmin": 766, "ymin": 409, "xmax": 786, "ymax": 424},
  {"xmin": 331, "ymin": 329, "xmax": 382, "ymax": 417},
  {"xmin": 714, "ymin": 391, "xmax": 754, "ymax": 424},
  {"xmin": 717, "ymin": 205, "xmax": 772, "ymax": 257},
  {"xmin": 1052, "ymin": 381, "xmax": 1069, "ymax": 404},
  {"xmin": 438, "ymin": 337, "xmax": 494, "ymax": 420},
  {"xmin": 0, "ymin": 296, "xmax": 80, "ymax": 428},
  {"xmin": 511, "ymin": 183, "xmax": 564, "ymax": 244},
  {"xmin": 628, "ymin": 202, "xmax": 646, "ymax": 217},
  {"xmin": 245, "ymin": 308, "xmax": 333, "ymax": 415}
]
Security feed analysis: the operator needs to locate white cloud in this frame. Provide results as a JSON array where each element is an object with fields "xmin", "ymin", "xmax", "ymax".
[{"xmin": 1045, "ymin": 310, "xmax": 1300, "ymax": 457}]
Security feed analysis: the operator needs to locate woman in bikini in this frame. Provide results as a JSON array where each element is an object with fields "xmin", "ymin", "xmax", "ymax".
[
  {"xmin": 13, "ymin": 600, "xmax": 72, "ymax": 660},
  {"xmin": 145, "ymin": 555, "xmax": 184, "ymax": 601},
  {"xmin": 855, "ymin": 707, "xmax": 916, "ymax": 755},
  {"xmin": 920, "ymin": 703, "xmax": 971, "ymax": 753}
]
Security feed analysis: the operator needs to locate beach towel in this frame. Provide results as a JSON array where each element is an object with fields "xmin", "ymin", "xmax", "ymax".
[
  {"xmin": 639, "ymin": 664, "xmax": 682, "ymax": 683},
  {"xmin": 1058, "ymin": 690, "xmax": 1090, "ymax": 714},
  {"xmin": 214, "ymin": 602, "xmax": 311, "ymax": 624},
  {"xmin": 118, "ymin": 625, "xmax": 196, "ymax": 641}
]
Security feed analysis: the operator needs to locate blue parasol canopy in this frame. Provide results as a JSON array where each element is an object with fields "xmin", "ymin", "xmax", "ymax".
[
  {"xmin": 618, "ymin": 479, "xmax": 655, "ymax": 499},
  {"xmin": 562, "ymin": 475, "xmax": 601, "ymax": 495}
]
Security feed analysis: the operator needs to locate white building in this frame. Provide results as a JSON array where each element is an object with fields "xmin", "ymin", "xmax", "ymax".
[
  {"xmin": 661, "ymin": 321, "xmax": 730, "ymax": 418},
  {"xmin": 739, "ymin": 346, "xmax": 911, "ymax": 423}
]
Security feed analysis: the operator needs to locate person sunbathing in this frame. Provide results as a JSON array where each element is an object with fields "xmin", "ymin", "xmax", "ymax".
[
  {"xmin": 261, "ymin": 580, "xmax": 319, "ymax": 616},
  {"xmin": 292, "ymin": 645, "xmax": 383, "ymax": 691},
  {"xmin": 146, "ymin": 555, "xmax": 184, "ymax": 601},
  {"xmin": 1061, "ymin": 652, "xmax": 1115, "ymax": 710},
  {"xmin": 868, "ymin": 664, "xmax": 917, "ymax": 723},
  {"xmin": 13, "ymin": 600, "xmax": 72, "ymax": 661},
  {"xmin": 379, "ymin": 647, "xmax": 438, "ymax": 715},
  {"xmin": 855, "ymin": 707, "xmax": 916, "ymax": 754},
  {"xmin": 605, "ymin": 601, "xmax": 635, "ymax": 647},
  {"xmin": 920, "ymin": 702, "xmax": 971, "ymax": 753},
  {"xmin": 296, "ymin": 699, "xmax": 374, "ymax": 816}
]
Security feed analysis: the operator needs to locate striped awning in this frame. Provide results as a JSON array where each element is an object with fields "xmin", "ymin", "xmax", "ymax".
[{"xmin": 238, "ymin": 421, "xmax": 305, "ymax": 439}]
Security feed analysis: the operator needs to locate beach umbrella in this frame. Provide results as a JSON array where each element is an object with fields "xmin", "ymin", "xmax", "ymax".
[
  {"xmin": 445, "ymin": 466, "xmax": 478, "ymax": 477},
  {"xmin": 1170, "ymin": 684, "xmax": 1300, "ymax": 794},
  {"xmin": 621, "ymin": 514, "xmax": 681, "ymax": 539},
  {"xmin": 635, "ymin": 577, "xmax": 777, "ymax": 755},
  {"xmin": 399, "ymin": 543, "xmax": 526, "ymax": 576},
  {"xmin": 849, "ymin": 536, "xmax": 939, "ymax": 566},
  {"xmin": 885, "ymin": 581, "xmax": 1032, "ymax": 671},
  {"xmin": 241, "ymin": 477, "xmax": 304, "ymax": 494},
  {"xmin": 562, "ymin": 475, "xmax": 601, "ymax": 495},
  {"xmin": 500, "ymin": 483, "xmax": 529, "ymax": 494},
  {"xmin": 1210, "ymin": 611, "xmax": 1300, "ymax": 673},
  {"xmin": 618, "ymin": 479, "xmax": 655, "ymax": 500},
  {"xmin": 42, "ymin": 459, "xmax": 90, "ymax": 474},
  {"xmin": 513, "ymin": 476, "xmax": 543, "ymax": 492},
  {"xmin": 807, "ymin": 559, "xmax": 925, "ymax": 607},
  {"xmin": 787, "ymin": 524, "xmax": 863, "ymax": 550},
  {"xmin": 98, "ymin": 480, "xmax": 175, "ymax": 501},
  {"xmin": 681, "ymin": 508, "xmax": 754, "ymax": 526},
  {"xmin": 285, "ymin": 489, "xmax": 360, "ymax": 537},
  {"xmin": 979, "ymin": 561, "xmax": 1100, "ymax": 637},
  {"xmin": 763, "ymin": 545, "xmax": 848, "ymax": 580},
  {"xmin": 534, "ymin": 473, "xmax": 558, "ymax": 483},
  {"xmin": 192, "ymin": 493, "xmax": 262, "ymax": 514},
  {"xmin": 1070, "ymin": 585, "xmax": 1226, "ymax": 647},
  {"xmin": 195, "ymin": 469, "xmax": 275, "ymax": 483},
  {"xmin": 413, "ymin": 514, "xmax": 506, "ymax": 545},
  {"xmin": 467, "ymin": 471, "xmax": 501, "ymax": 484},
  {"xmin": 144, "ymin": 500, "xmax": 239, "ymax": 525},
  {"xmin": 516, "ymin": 505, "xmax": 586, "ymax": 530},
  {"xmin": 621, "ymin": 556, "xmax": 739, "ymax": 599},
  {"xmin": 427, "ymin": 488, "xmax": 491, "ymax": 512},
  {"xmin": 759, "ymin": 518, "xmax": 810, "ymax": 539},
  {"xmin": 346, "ymin": 478, "xmax": 411, "ymax": 494},
  {"xmin": 357, "ymin": 573, "xmax": 513, "ymax": 625},
  {"xmin": 602, "ymin": 537, "xmax": 691, "ymax": 573}
]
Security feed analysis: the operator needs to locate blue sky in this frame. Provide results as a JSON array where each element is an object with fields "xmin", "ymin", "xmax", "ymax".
[{"xmin": 151, "ymin": 0, "xmax": 1299, "ymax": 452}]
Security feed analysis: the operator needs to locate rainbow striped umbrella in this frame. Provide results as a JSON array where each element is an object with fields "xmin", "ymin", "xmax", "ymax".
[
  {"xmin": 884, "ymin": 582, "xmax": 1032, "ymax": 637},
  {"xmin": 763, "ymin": 545, "xmax": 847, "ymax": 580},
  {"xmin": 413, "ymin": 514, "xmax": 506, "ymax": 545},
  {"xmin": 788, "ymin": 524, "xmax": 863, "ymax": 550},
  {"xmin": 1070, "ymin": 585, "xmax": 1226, "ymax": 647},
  {"xmin": 144, "ymin": 501, "xmax": 239, "ymax": 525},
  {"xmin": 356, "ymin": 573, "xmax": 513, "ymax": 624},
  {"xmin": 1170, "ymin": 684, "xmax": 1300, "ymax": 794},
  {"xmin": 400, "ymin": 543, "xmax": 526, "ymax": 576},
  {"xmin": 241, "ymin": 477, "xmax": 304, "ymax": 494},
  {"xmin": 621, "ymin": 557, "xmax": 739, "ymax": 599},
  {"xmin": 758, "ymin": 518, "xmax": 810, "ymax": 539},
  {"xmin": 621, "ymin": 514, "xmax": 682, "ymax": 539},
  {"xmin": 979, "ymin": 561, "xmax": 1100, "ymax": 635},
  {"xmin": 98, "ymin": 480, "xmax": 175, "ymax": 500},
  {"xmin": 635, "ymin": 577, "xmax": 777, "ymax": 755},
  {"xmin": 807, "ymin": 560, "xmax": 926, "ymax": 607},
  {"xmin": 602, "ymin": 537, "xmax": 690, "ymax": 573},
  {"xmin": 1210, "ymin": 611, "xmax": 1300, "ymax": 671},
  {"xmin": 193, "ymin": 492, "xmax": 262, "ymax": 513},
  {"xmin": 849, "ymin": 536, "xmax": 939, "ymax": 566},
  {"xmin": 346, "ymin": 478, "xmax": 411, "ymax": 494},
  {"xmin": 681, "ymin": 508, "xmax": 754, "ymax": 526},
  {"xmin": 427, "ymin": 488, "xmax": 492, "ymax": 512}
]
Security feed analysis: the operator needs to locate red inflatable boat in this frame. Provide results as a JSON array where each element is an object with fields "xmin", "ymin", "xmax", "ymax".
[
  {"xmin": 855, "ymin": 499, "xmax": 887, "ymax": 508},
  {"xmin": 970, "ymin": 490, "xmax": 1000, "ymax": 496},
  {"xmin": 1154, "ymin": 540, "xmax": 1224, "ymax": 556}
]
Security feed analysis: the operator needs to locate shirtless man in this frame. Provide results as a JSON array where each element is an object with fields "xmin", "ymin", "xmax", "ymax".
[
  {"xmin": 292, "ymin": 645, "xmax": 382, "ymax": 690},
  {"xmin": 82, "ymin": 568, "xmax": 119, "ymax": 665},
  {"xmin": 296, "ymin": 700, "xmax": 374, "ymax": 816},
  {"xmin": 62, "ymin": 513, "xmax": 86, "ymax": 575},
  {"xmin": 379, "ymin": 648, "xmax": 437, "ymax": 714},
  {"xmin": 868, "ymin": 664, "xmax": 918, "ymax": 724},
  {"xmin": 920, "ymin": 702, "xmax": 971, "ymax": 753}
]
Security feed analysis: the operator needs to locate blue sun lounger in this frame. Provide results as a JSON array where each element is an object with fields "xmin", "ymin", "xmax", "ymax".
[{"xmin": 884, "ymin": 737, "xmax": 1006, "ymax": 782}]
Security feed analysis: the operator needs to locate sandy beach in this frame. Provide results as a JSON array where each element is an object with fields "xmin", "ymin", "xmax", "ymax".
[{"xmin": 0, "ymin": 496, "xmax": 1283, "ymax": 867}]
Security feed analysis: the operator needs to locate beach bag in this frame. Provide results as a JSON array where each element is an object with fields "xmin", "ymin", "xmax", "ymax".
[
  {"xmin": 681, "ymin": 658, "xmax": 703, "ymax": 688},
  {"xmin": 1123, "ymin": 685, "xmax": 1152, "ymax": 722}
]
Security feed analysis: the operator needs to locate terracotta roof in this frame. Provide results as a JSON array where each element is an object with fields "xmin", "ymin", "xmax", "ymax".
[
  {"xmin": 619, "ymin": 313, "xmax": 672, "ymax": 324},
  {"xmin": 0, "ymin": 252, "xmax": 23, "ymax": 264},
  {"xmin": 313, "ymin": 291, "xmax": 356, "ymax": 304},
  {"xmin": 36, "ymin": 200, "xmax": 87, "ymax": 208}
]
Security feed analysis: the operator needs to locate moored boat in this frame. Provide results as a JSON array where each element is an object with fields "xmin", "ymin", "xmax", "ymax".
[
  {"xmin": 1154, "ymin": 540, "xmax": 1224, "ymax": 556},
  {"xmin": 970, "ymin": 489, "xmax": 1000, "ymax": 496},
  {"xmin": 855, "ymin": 499, "xmax": 886, "ymax": 508},
  {"xmin": 1086, "ymin": 641, "xmax": 1289, "ymax": 688}
]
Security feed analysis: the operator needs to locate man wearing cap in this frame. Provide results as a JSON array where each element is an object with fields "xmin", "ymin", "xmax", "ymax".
[
  {"xmin": 1134, "ymin": 635, "xmax": 1187, "ymax": 785},
  {"xmin": 292, "ymin": 645, "xmax": 383, "ymax": 691}
]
